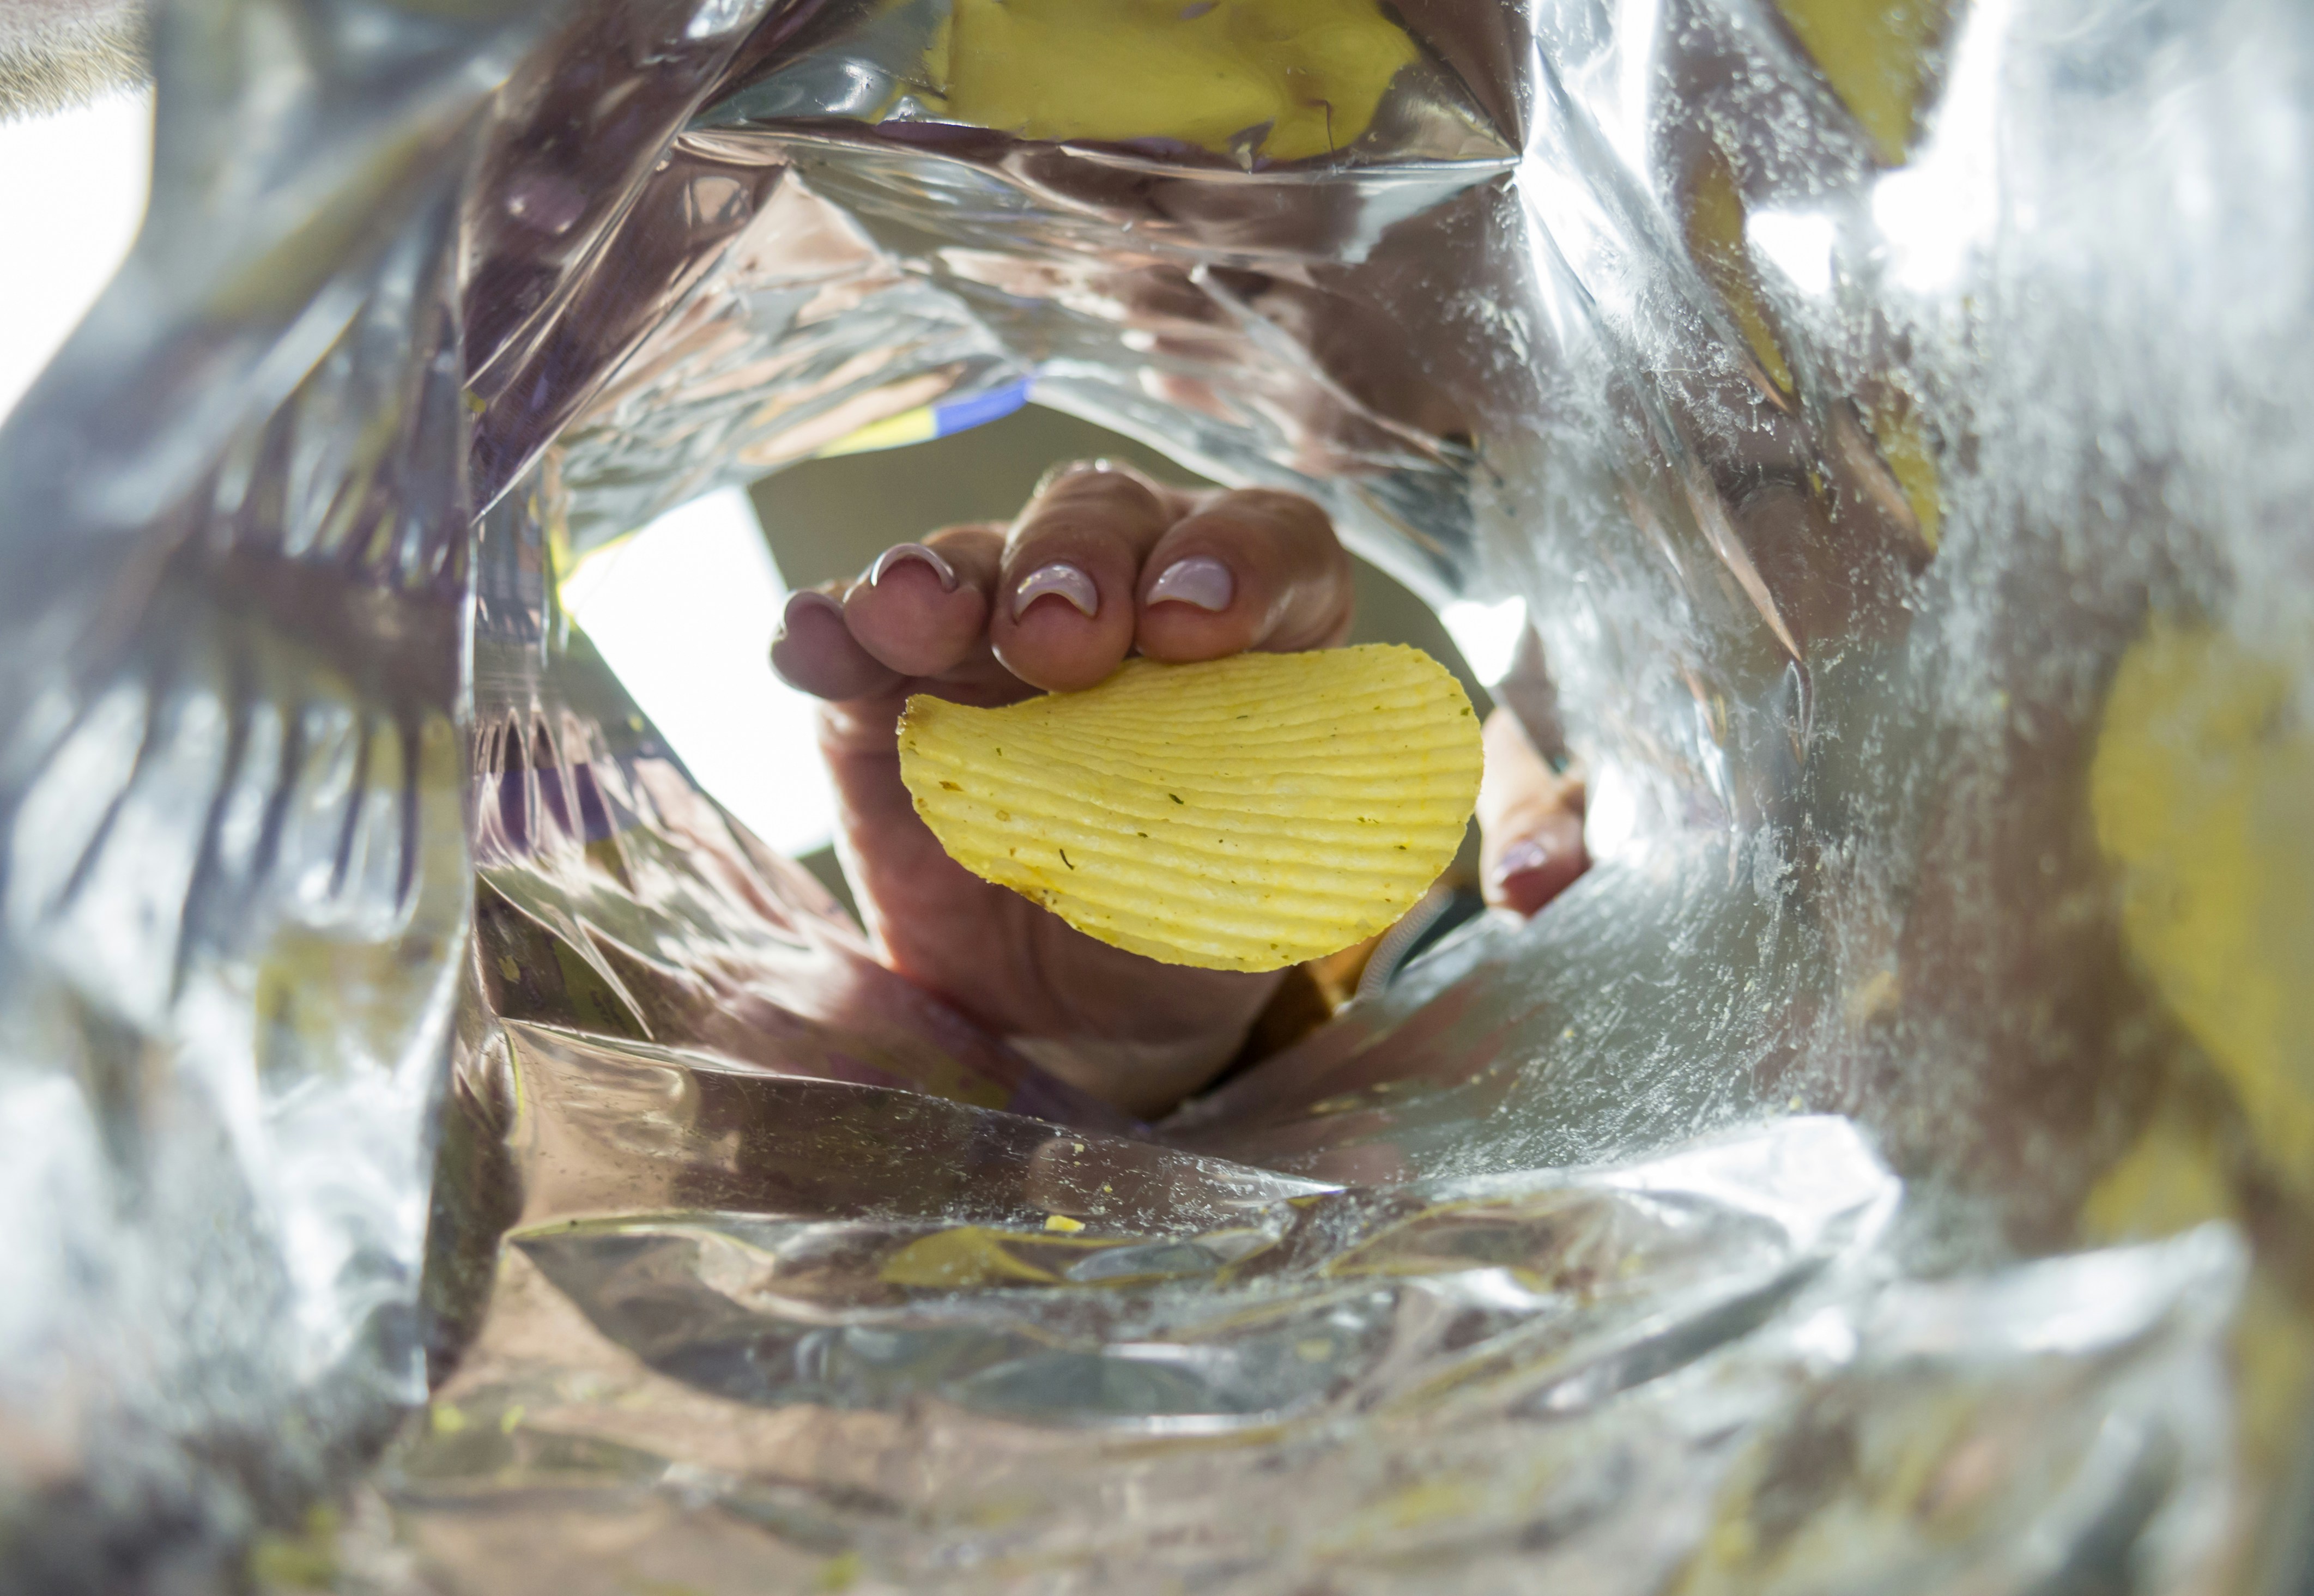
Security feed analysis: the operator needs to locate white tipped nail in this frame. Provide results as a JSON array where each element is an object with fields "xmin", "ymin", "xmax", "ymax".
[
  {"xmin": 1146, "ymin": 555, "xmax": 1234, "ymax": 611},
  {"xmin": 869, "ymin": 542, "xmax": 959, "ymax": 591},
  {"xmin": 1011, "ymin": 562, "xmax": 1098, "ymax": 620}
]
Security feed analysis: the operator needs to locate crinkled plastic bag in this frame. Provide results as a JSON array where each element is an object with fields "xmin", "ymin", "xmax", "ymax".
[{"xmin": 2, "ymin": 0, "xmax": 2310, "ymax": 1589}]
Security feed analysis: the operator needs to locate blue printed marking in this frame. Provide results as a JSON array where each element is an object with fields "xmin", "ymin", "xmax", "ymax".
[{"xmin": 932, "ymin": 377, "xmax": 1033, "ymax": 438}]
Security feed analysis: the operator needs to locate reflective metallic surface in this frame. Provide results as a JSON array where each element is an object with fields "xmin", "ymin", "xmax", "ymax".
[{"xmin": 3, "ymin": 0, "xmax": 2310, "ymax": 1588}]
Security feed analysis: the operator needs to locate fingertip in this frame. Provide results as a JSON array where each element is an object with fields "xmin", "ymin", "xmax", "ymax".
[
  {"xmin": 1134, "ymin": 488, "xmax": 1352, "ymax": 661},
  {"xmin": 1136, "ymin": 549, "xmax": 1256, "ymax": 661},
  {"xmin": 770, "ymin": 589, "xmax": 843, "ymax": 687},
  {"xmin": 846, "ymin": 545, "xmax": 989, "ymax": 677},
  {"xmin": 996, "ymin": 466, "xmax": 1172, "ymax": 690},
  {"xmin": 996, "ymin": 561, "xmax": 1130, "ymax": 691},
  {"xmin": 771, "ymin": 588, "xmax": 905, "ymax": 700},
  {"xmin": 1485, "ymin": 812, "xmax": 1589, "ymax": 916}
]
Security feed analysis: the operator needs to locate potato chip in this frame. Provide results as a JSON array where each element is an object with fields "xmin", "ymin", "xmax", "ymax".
[{"xmin": 897, "ymin": 644, "xmax": 1483, "ymax": 972}]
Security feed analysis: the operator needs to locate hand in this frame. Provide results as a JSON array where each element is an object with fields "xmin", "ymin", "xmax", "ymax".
[
  {"xmin": 771, "ymin": 463, "xmax": 1354, "ymax": 1117},
  {"xmin": 1476, "ymin": 707, "xmax": 1588, "ymax": 917}
]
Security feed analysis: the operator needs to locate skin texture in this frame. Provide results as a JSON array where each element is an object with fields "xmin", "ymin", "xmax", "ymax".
[{"xmin": 774, "ymin": 464, "xmax": 1586, "ymax": 1116}]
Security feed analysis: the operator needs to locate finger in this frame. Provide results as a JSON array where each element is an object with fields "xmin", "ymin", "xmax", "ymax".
[
  {"xmin": 770, "ymin": 586, "xmax": 905, "ymax": 701},
  {"xmin": 841, "ymin": 523, "xmax": 1004, "ymax": 679},
  {"xmin": 1134, "ymin": 487, "xmax": 1353, "ymax": 661},
  {"xmin": 1476, "ymin": 707, "xmax": 1589, "ymax": 916},
  {"xmin": 992, "ymin": 463, "xmax": 1177, "ymax": 693}
]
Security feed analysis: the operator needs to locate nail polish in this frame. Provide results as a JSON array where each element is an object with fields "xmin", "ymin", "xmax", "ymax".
[
  {"xmin": 1011, "ymin": 562, "xmax": 1099, "ymax": 619},
  {"xmin": 1489, "ymin": 836, "xmax": 1559, "ymax": 885},
  {"xmin": 1146, "ymin": 555, "xmax": 1234, "ymax": 611},
  {"xmin": 770, "ymin": 590, "xmax": 845, "ymax": 682},
  {"xmin": 1488, "ymin": 814, "xmax": 1589, "ymax": 915},
  {"xmin": 869, "ymin": 542, "xmax": 959, "ymax": 591},
  {"xmin": 778, "ymin": 589, "xmax": 844, "ymax": 639}
]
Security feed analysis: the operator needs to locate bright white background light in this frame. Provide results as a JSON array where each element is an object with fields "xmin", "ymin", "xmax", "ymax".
[
  {"xmin": 1747, "ymin": 209, "xmax": 1837, "ymax": 298},
  {"xmin": 1870, "ymin": 0, "xmax": 2012, "ymax": 295},
  {"xmin": 561, "ymin": 488, "xmax": 840, "ymax": 858},
  {"xmin": 0, "ymin": 90, "xmax": 152, "ymax": 422},
  {"xmin": 1440, "ymin": 596, "xmax": 1528, "ymax": 686}
]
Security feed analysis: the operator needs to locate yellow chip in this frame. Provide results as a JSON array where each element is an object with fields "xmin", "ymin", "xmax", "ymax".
[{"xmin": 897, "ymin": 644, "xmax": 1483, "ymax": 972}]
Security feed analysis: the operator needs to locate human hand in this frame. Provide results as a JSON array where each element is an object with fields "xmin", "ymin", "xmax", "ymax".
[
  {"xmin": 1476, "ymin": 707, "xmax": 1588, "ymax": 917},
  {"xmin": 770, "ymin": 463, "xmax": 1354, "ymax": 1117}
]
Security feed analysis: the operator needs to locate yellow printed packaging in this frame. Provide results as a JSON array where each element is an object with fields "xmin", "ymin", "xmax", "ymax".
[{"xmin": 898, "ymin": 644, "xmax": 1483, "ymax": 972}]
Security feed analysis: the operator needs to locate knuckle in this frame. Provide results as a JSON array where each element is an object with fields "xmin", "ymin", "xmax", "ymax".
[
  {"xmin": 1227, "ymin": 487, "xmax": 1329, "ymax": 524},
  {"xmin": 1187, "ymin": 489, "xmax": 1337, "ymax": 552},
  {"xmin": 1032, "ymin": 460, "xmax": 1164, "ymax": 513}
]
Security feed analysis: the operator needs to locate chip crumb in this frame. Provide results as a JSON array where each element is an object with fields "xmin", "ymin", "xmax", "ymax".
[{"xmin": 1044, "ymin": 1213, "xmax": 1085, "ymax": 1233}]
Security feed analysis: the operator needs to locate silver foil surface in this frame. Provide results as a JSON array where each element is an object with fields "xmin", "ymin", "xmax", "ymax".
[{"xmin": 2, "ymin": 0, "xmax": 2310, "ymax": 1589}]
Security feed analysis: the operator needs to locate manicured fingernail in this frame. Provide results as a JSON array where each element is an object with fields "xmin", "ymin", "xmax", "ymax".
[
  {"xmin": 776, "ymin": 588, "xmax": 844, "ymax": 641},
  {"xmin": 1490, "ymin": 836, "xmax": 1560, "ymax": 885},
  {"xmin": 1146, "ymin": 555, "xmax": 1233, "ymax": 612},
  {"xmin": 1011, "ymin": 562, "xmax": 1098, "ymax": 620},
  {"xmin": 1488, "ymin": 814, "xmax": 1589, "ymax": 914},
  {"xmin": 869, "ymin": 542, "xmax": 959, "ymax": 592}
]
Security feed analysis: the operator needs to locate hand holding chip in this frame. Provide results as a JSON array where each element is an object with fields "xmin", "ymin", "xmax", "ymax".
[{"xmin": 771, "ymin": 463, "xmax": 1583, "ymax": 1116}]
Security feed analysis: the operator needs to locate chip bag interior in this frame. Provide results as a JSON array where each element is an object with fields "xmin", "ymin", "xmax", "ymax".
[{"xmin": 0, "ymin": 0, "xmax": 2309, "ymax": 1588}]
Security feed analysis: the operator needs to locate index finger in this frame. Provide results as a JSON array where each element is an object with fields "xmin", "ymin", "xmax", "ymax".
[{"xmin": 990, "ymin": 463, "xmax": 1178, "ymax": 693}]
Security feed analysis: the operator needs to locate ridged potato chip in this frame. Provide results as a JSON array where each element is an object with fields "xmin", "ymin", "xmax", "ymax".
[{"xmin": 897, "ymin": 644, "xmax": 1483, "ymax": 972}]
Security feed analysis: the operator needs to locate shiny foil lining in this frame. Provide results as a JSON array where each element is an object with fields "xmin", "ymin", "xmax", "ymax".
[{"xmin": 1, "ymin": 0, "xmax": 2309, "ymax": 1588}]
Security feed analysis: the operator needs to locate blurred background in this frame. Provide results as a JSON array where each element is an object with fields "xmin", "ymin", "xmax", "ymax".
[{"xmin": 3, "ymin": 91, "xmax": 1515, "ymax": 918}]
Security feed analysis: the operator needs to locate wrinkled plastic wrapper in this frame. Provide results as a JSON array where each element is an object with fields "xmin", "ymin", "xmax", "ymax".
[{"xmin": 3, "ymin": 0, "xmax": 2311, "ymax": 1589}]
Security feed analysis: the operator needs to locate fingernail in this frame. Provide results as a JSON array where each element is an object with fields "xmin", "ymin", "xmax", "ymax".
[
  {"xmin": 776, "ymin": 588, "xmax": 844, "ymax": 640},
  {"xmin": 869, "ymin": 542, "xmax": 959, "ymax": 592},
  {"xmin": 1146, "ymin": 555, "xmax": 1233, "ymax": 612},
  {"xmin": 1489, "ymin": 836, "xmax": 1560, "ymax": 885},
  {"xmin": 1488, "ymin": 814, "xmax": 1589, "ymax": 915},
  {"xmin": 1011, "ymin": 562, "xmax": 1098, "ymax": 620}
]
